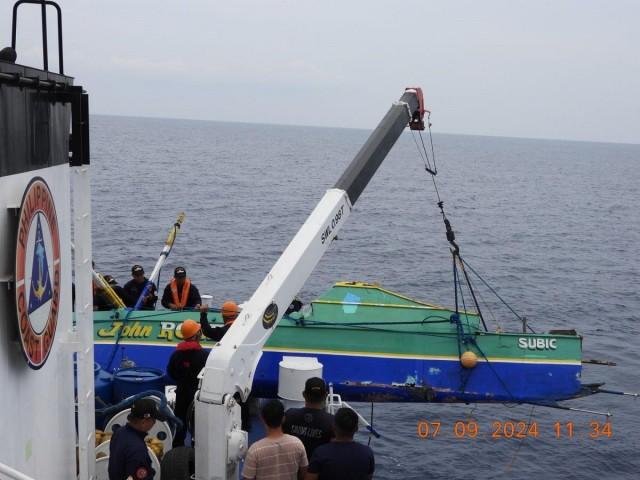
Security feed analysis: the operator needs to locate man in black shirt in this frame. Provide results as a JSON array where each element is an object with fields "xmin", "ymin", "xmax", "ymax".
[
  {"xmin": 283, "ymin": 377, "xmax": 334, "ymax": 459},
  {"xmin": 108, "ymin": 398, "xmax": 165, "ymax": 480},
  {"xmin": 167, "ymin": 318, "xmax": 210, "ymax": 447},
  {"xmin": 199, "ymin": 303, "xmax": 237, "ymax": 341},
  {"xmin": 307, "ymin": 407, "xmax": 375, "ymax": 480},
  {"xmin": 122, "ymin": 265, "xmax": 157, "ymax": 310},
  {"xmin": 93, "ymin": 275, "xmax": 125, "ymax": 311}
]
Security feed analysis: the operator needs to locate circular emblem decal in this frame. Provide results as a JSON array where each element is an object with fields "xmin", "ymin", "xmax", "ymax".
[
  {"xmin": 15, "ymin": 178, "xmax": 61, "ymax": 369},
  {"xmin": 262, "ymin": 302, "xmax": 279, "ymax": 329},
  {"xmin": 135, "ymin": 466, "xmax": 150, "ymax": 479}
]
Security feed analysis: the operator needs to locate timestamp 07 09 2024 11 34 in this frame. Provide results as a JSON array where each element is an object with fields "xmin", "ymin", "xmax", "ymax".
[{"xmin": 416, "ymin": 420, "xmax": 613, "ymax": 440}]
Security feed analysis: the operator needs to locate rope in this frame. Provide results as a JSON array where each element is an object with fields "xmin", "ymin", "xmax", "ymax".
[
  {"xmin": 472, "ymin": 280, "xmax": 501, "ymax": 331},
  {"xmin": 461, "ymin": 258, "xmax": 536, "ymax": 333},
  {"xmin": 468, "ymin": 336, "xmax": 516, "ymax": 401},
  {"xmin": 95, "ymin": 307, "xmax": 224, "ymax": 324},
  {"xmin": 411, "ymin": 130, "xmax": 431, "ymax": 172},
  {"xmin": 95, "ymin": 389, "xmax": 183, "ymax": 433},
  {"xmin": 281, "ymin": 315, "xmax": 458, "ymax": 328},
  {"xmin": 426, "ymin": 112, "xmax": 437, "ymax": 173},
  {"xmin": 410, "ymin": 124, "xmax": 437, "ymax": 176},
  {"xmin": 505, "ymin": 405, "xmax": 536, "ymax": 472},
  {"xmin": 412, "ymin": 110, "xmax": 534, "ymax": 335},
  {"xmin": 287, "ymin": 321, "xmax": 477, "ymax": 340},
  {"xmin": 456, "ymin": 258, "xmax": 488, "ymax": 331}
]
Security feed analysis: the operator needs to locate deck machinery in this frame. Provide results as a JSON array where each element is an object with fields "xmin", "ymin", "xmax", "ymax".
[{"xmin": 195, "ymin": 89, "xmax": 428, "ymax": 478}]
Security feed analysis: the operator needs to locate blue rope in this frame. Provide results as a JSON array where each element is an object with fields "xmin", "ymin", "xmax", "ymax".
[
  {"xmin": 95, "ymin": 389, "xmax": 183, "ymax": 433},
  {"xmin": 105, "ymin": 308, "xmax": 132, "ymax": 371}
]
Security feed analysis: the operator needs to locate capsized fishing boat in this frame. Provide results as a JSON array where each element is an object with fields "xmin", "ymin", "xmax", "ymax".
[
  {"xmin": 89, "ymin": 83, "xmax": 631, "ymax": 420},
  {"xmin": 94, "ymin": 280, "xmax": 586, "ymax": 404}
]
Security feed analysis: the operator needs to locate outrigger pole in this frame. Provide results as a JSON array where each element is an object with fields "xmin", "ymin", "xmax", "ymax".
[
  {"xmin": 132, "ymin": 212, "xmax": 186, "ymax": 310},
  {"xmin": 527, "ymin": 402, "xmax": 612, "ymax": 417},
  {"xmin": 596, "ymin": 388, "xmax": 639, "ymax": 398},
  {"xmin": 105, "ymin": 213, "xmax": 187, "ymax": 371},
  {"xmin": 92, "ymin": 269, "xmax": 126, "ymax": 309},
  {"xmin": 71, "ymin": 241, "xmax": 126, "ymax": 309}
]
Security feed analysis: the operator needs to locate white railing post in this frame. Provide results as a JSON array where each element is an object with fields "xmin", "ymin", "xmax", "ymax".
[{"xmin": 72, "ymin": 165, "xmax": 96, "ymax": 480}]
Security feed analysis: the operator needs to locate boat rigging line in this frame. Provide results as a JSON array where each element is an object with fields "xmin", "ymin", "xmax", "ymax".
[
  {"xmin": 410, "ymin": 110, "xmax": 438, "ymax": 175},
  {"xmin": 411, "ymin": 115, "xmax": 529, "ymax": 334},
  {"xmin": 411, "ymin": 112, "xmax": 540, "ymax": 402}
]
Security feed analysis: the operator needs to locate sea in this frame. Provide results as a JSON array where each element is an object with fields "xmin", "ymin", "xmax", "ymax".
[{"xmin": 90, "ymin": 114, "xmax": 639, "ymax": 479}]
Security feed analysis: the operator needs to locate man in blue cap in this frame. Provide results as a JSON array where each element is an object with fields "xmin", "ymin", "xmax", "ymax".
[
  {"xmin": 108, "ymin": 398, "xmax": 165, "ymax": 479},
  {"xmin": 123, "ymin": 265, "xmax": 157, "ymax": 310}
]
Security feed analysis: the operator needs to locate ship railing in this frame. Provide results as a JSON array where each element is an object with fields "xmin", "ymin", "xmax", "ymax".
[
  {"xmin": 326, "ymin": 384, "xmax": 381, "ymax": 438},
  {"xmin": 11, "ymin": 0, "xmax": 64, "ymax": 74},
  {"xmin": 0, "ymin": 462, "xmax": 36, "ymax": 480}
]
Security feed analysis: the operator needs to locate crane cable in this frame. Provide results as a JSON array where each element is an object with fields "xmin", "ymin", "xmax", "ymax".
[{"xmin": 412, "ymin": 117, "xmax": 527, "ymax": 332}]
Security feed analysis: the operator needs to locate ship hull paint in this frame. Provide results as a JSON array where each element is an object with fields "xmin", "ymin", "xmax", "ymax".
[
  {"xmin": 93, "ymin": 282, "xmax": 583, "ymax": 404},
  {"xmin": 95, "ymin": 342, "xmax": 581, "ymax": 403}
]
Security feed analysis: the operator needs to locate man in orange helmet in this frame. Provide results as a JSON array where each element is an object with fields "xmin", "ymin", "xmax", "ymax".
[
  {"xmin": 199, "ymin": 301, "xmax": 252, "ymax": 430},
  {"xmin": 199, "ymin": 300, "xmax": 239, "ymax": 341},
  {"xmin": 166, "ymin": 318, "xmax": 209, "ymax": 447}
]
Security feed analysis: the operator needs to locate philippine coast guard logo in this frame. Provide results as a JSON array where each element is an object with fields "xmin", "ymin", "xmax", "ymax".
[{"xmin": 15, "ymin": 178, "xmax": 61, "ymax": 369}]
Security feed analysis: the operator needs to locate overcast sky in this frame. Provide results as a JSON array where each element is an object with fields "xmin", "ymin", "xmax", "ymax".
[{"xmin": 4, "ymin": 0, "xmax": 639, "ymax": 144}]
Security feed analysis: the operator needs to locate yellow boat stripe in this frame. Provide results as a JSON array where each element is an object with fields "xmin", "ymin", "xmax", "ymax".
[
  {"xmin": 332, "ymin": 282, "xmax": 479, "ymax": 314},
  {"xmin": 263, "ymin": 347, "xmax": 581, "ymax": 365},
  {"xmin": 312, "ymin": 299, "xmax": 476, "ymax": 314}
]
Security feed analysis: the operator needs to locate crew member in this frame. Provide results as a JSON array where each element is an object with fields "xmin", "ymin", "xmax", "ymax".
[
  {"xmin": 199, "ymin": 301, "xmax": 251, "ymax": 431},
  {"xmin": 108, "ymin": 398, "xmax": 164, "ymax": 480},
  {"xmin": 93, "ymin": 275, "xmax": 125, "ymax": 311},
  {"xmin": 283, "ymin": 377, "xmax": 334, "ymax": 459},
  {"xmin": 306, "ymin": 408, "xmax": 375, "ymax": 480},
  {"xmin": 167, "ymin": 319, "xmax": 209, "ymax": 447},
  {"xmin": 161, "ymin": 267, "xmax": 201, "ymax": 310},
  {"xmin": 199, "ymin": 301, "xmax": 239, "ymax": 341},
  {"xmin": 123, "ymin": 265, "xmax": 157, "ymax": 310},
  {"xmin": 243, "ymin": 399, "xmax": 308, "ymax": 480}
]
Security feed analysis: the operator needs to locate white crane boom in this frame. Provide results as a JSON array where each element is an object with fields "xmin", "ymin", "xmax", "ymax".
[{"xmin": 195, "ymin": 88, "xmax": 426, "ymax": 479}]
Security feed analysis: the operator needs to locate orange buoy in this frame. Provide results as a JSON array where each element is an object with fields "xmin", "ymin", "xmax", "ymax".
[{"xmin": 460, "ymin": 351, "xmax": 478, "ymax": 369}]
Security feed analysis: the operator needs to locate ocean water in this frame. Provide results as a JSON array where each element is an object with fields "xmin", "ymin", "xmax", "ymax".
[{"xmin": 91, "ymin": 114, "xmax": 640, "ymax": 479}]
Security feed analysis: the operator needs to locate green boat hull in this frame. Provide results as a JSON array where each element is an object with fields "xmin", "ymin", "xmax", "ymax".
[{"xmin": 94, "ymin": 282, "xmax": 582, "ymax": 402}]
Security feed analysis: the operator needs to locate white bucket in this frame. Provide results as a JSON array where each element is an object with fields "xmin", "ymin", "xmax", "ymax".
[
  {"xmin": 278, "ymin": 356, "xmax": 323, "ymax": 409},
  {"xmin": 200, "ymin": 294, "xmax": 213, "ymax": 308}
]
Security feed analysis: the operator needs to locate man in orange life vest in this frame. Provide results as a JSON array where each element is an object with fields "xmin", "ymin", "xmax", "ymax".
[{"xmin": 161, "ymin": 266, "xmax": 202, "ymax": 310}]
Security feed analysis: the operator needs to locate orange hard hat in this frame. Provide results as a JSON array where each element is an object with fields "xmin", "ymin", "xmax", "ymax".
[
  {"xmin": 221, "ymin": 301, "xmax": 239, "ymax": 322},
  {"xmin": 181, "ymin": 319, "xmax": 201, "ymax": 339}
]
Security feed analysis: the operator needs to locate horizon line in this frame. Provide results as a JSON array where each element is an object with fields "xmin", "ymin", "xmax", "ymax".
[{"xmin": 91, "ymin": 112, "xmax": 640, "ymax": 147}]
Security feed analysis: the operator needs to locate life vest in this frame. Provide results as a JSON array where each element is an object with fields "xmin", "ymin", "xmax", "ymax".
[{"xmin": 170, "ymin": 278, "xmax": 192, "ymax": 309}]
